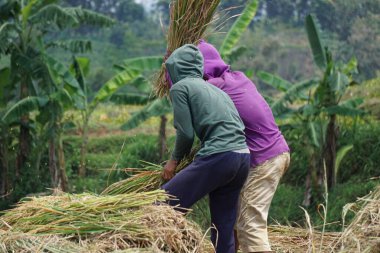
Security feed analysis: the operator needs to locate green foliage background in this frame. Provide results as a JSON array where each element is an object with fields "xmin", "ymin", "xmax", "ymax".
[{"xmin": 0, "ymin": 0, "xmax": 379, "ymax": 233}]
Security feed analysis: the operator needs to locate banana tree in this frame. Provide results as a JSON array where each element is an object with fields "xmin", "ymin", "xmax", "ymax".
[
  {"xmin": 112, "ymin": 0, "xmax": 260, "ymax": 160},
  {"xmin": 0, "ymin": 118, "xmax": 10, "ymax": 199},
  {"xmin": 258, "ymin": 69, "xmax": 362, "ymax": 205},
  {"xmin": 0, "ymin": 0, "xmax": 113, "ymax": 192},
  {"xmin": 71, "ymin": 57, "xmax": 141, "ymax": 177},
  {"xmin": 258, "ymin": 14, "xmax": 364, "ymax": 205},
  {"xmin": 0, "ymin": 66, "xmax": 14, "ymax": 199},
  {"xmin": 113, "ymin": 56, "xmax": 170, "ymax": 160},
  {"xmin": 219, "ymin": 0, "xmax": 259, "ymax": 59},
  {"xmin": 305, "ymin": 14, "xmax": 362, "ymax": 189},
  {"xmin": 1, "ymin": 94, "xmax": 50, "ymax": 195},
  {"xmin": 2, "ymin": 54, "xmax": 86, "ymax": 191}
]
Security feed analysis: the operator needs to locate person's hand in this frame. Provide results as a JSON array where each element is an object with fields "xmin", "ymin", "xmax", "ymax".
[{"xmin": 162, "ymin": 159, "xmax": 178, "ymax": 181}]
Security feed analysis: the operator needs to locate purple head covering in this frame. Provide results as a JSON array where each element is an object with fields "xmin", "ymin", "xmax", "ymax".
[
  {"xmin": 197, "ymin": 39, "xmax": 290, "ymax": 167},
  {"xmin": 165, "ymin": 68, "xmax": 173, "ymax": 88},
  {"xmin": 165, "ymin": 40, "xmax": 230, "ymax": 87},
  {"xmin": 197, "ymin": 39, "xmax": 229, "ymax": 80},
  {"xmin": 164, "ymin": 50, "xmax": 174, "ymax": 88}
]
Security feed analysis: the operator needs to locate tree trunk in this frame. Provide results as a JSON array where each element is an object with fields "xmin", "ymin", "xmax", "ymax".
[
  {"xmin": 16, "ymin": 80, "xmax": 30, "ymax": 178},
  {"xmin": 17, "ymin": 118, "xmax": 31, "ymax": 177},
  {"xmin": 0, "ymin": 134, "xmax": 9, "ymax": 198},
  {"xmin": 303, "ymin": 138, "xmax": 325, "ymax": 207},
  {"xmin": 158, "ymin": 115, "xmax": 167, "ymax": 161},
  {"xmin": 303, "ymin": 170, "xmax": 312, "ymax": 207},
  {"xmin": 49, "ymin": 138, "xmax": 59, "ymax": 189},
  {"xmin": 58, "ymin": 134, "xmax": 69, "ymax": 191},
  {"xmin": 324, "ymin": 114, "xmax": 338, "ymax": 189},
  {"xmin": 79, "ymin": 118, "xmax": 89, "ymax": 177}
]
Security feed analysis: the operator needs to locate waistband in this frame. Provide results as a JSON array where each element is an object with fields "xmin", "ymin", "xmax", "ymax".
[{"xmin": 233, "ymin": 148, "xmax": 250, "ymax": 154}]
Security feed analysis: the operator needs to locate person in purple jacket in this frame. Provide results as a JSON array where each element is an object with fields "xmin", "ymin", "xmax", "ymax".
[{"xmin": 197, "ymin": 40, "xmax": 290, "ymax": 253}]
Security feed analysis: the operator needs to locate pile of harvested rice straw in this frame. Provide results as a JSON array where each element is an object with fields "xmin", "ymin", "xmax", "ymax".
[
  {"xmin": 155, "ymin": 0, "xmax": 221, "ymax": 97},
  {"xmin": 333, "ymin": 186, "xmax": 380, "ymax": 252},
  {"xmin": 2, "ymin": 186, "xmax": 378, "ymax": 252},
  {"xmin": 0, "ymin": 190, "xmax": 213, "ymax": 252},
  {"xmin": 265, "ymin": 186, "xmax": 380, "ymax": 253}
]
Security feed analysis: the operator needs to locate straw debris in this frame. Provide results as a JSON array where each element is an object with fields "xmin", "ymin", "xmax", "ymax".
[
  {"xmin": 333, "ymin": 186, "xmax": 380, "ymax": 252},
  {"xmin": 265, "ymin": 186, "xmax": 380, "ymax": 253},
  {"xmin": 267, "ymin": 225, "xmax": 340, "ymax": 253}
]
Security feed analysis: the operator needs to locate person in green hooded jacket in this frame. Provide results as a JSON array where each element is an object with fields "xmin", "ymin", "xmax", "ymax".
[{"xmin": 161, "ymin": 44, "xmax": 250, "ymax": 253}]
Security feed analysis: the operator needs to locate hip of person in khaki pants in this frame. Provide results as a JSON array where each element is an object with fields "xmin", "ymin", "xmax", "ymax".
[{"xmin": 236, "ymin": 152, "xmax": 290, "ymax": 253}]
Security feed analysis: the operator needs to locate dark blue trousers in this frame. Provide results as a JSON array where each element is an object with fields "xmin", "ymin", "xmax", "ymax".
[{"xmin": 162, "ymin": 151, "xmax": 250, "ymax": 253}]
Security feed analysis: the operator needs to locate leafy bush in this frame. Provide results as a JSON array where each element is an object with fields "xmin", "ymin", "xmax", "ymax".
[
  {"xmin": 281, "ymin": 119, "xmax": 380, "ymax": 187},
  {"xmin": 338, "ymin": 119, "xmax": 380, "ymax": 182},
  {"xmin": 269, "ymin": 180, "xmax": 379, "ymax": 230}
]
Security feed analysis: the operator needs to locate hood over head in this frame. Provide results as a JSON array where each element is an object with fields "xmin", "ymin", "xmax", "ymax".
[
  {"xmin": 197, "ymin": 39, "xmax": 229, "ymax": 80},
  {"xmin": 165, "ymin": 44, "xmax": 204, "ymax": 86}
]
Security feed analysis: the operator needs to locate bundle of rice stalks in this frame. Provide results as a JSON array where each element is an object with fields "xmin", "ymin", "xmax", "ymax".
[
  {"xmin": 101, "ymin": 163, "xmax": 163, "ymax": 195},
  {"xmin": 0, "ymin": 190, "xmax": 213, "ymax": 252},
  {"xmin": 102, "ymin": 148, "xmax": 199, "ymax": 195},
  {"xmin": 155, "ymin": 0, "xmax": 221, "ymax": 97},
  {"xmin": 333, "ymin": 186, "xmax": 380, "ymax": 252}
]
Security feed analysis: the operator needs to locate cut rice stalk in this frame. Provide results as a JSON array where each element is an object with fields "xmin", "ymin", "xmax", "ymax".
[{"xmin": 102, "ymin": 147, "xmax": 199, "ymax": 195}]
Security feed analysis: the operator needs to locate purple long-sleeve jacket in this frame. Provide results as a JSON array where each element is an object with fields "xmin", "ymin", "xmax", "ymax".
[{"xmin": 197, "ymin": 40, "xmax": 289, "ymax": 167}]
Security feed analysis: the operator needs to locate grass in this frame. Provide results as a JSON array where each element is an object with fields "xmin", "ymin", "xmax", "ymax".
[
  {"xmin": 64, "ymin": 103, "xmax": 175, "ymax": 136},
  {"xmin": 63, "ymin": 134, "xmax": 167, "ymax": 193}
]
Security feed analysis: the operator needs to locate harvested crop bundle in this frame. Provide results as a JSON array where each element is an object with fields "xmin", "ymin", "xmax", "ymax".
[
  {"xmin": 0, "ymin": 190, "xmax": 213, "ymax": 252},
  {"xmin": 101, "ymin": 163, "xmax": 163, "ymax": 195},
  {"xmin": 102, "ymin": 148, "xmax": 199, "ymax": 195},
  {"xmin": 155, "ymin": 0, "xmax": 221, "ymax": 97}
]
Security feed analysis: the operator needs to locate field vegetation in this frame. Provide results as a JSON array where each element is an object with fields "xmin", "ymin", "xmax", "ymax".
[{"xmin": 0, "ymin": 0, "xmax": 379, "ymax": 252}]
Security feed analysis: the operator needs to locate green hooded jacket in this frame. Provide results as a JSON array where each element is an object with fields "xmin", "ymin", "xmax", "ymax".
[{"xmin": 165, "ymin": 44, "xmax": 247, "ymax": 161}]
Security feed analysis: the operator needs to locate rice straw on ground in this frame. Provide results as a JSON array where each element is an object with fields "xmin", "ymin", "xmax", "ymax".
[
  {"xmin": 0, "ymin": 190, "xmax": 214, "ymax": 252},
  {"xmin": 333, "ymin": 186, "xmax": 380, "ymax": 252}
]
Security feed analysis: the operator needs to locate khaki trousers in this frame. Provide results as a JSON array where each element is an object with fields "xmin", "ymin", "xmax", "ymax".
[{"xmin": 236, "ymin": 152, "xmax": 290, "ymax": 252}]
